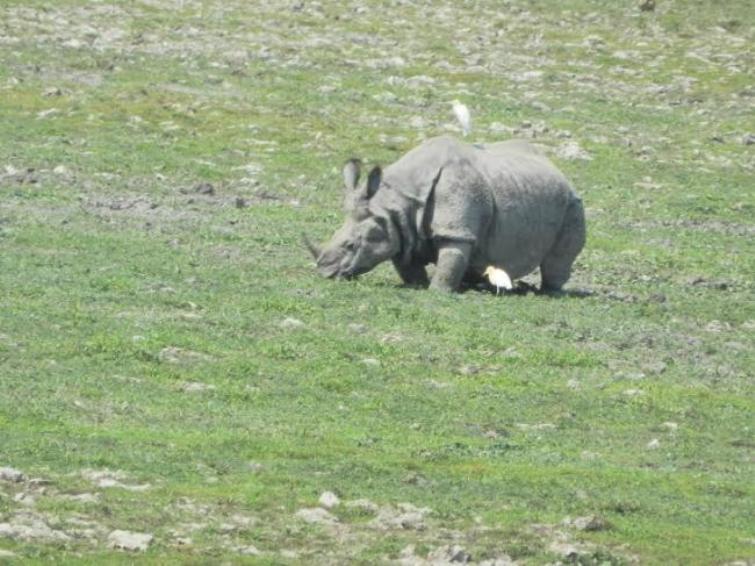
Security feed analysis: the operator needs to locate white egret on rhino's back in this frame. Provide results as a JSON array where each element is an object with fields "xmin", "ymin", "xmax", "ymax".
[
  {"xmin": 452, "ymin": 100, "xmax": 471, "ymax": 137},
  {"xmin": 483, "ymin": 266, "xmax": 513, "ymax": 295}
]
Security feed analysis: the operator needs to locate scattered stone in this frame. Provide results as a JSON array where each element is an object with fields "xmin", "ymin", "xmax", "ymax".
[
  {"xmin": 107, "ymin": 530, "xmax": 153, "ymax": 551},
  {"xmin": 181, "ymin": 381, "xmax": 216, "ymax": 393},
  {"xmin": 65, "ymin": 492, "xmax": 100, "ymax": 504},
  {"xmin": 646, "ymin": 438, "xmax": 661, "ymax": 450},
  {"xmin": 295, "ymin": 507, "xmax": 338, "ymax": 526},
  {"xmin": 52, "ymin": 165, "xmax": 69, "ymax": 175},
  {"xmin": 661, "ymin": 422, "xmax": 679, "ymax": 432},
  {"xmin": 193, "ymin": 182, "xmax": 215, "ymax": 195},
  {"xmin": 345, "ymin": 498, "xmax": 379, "ymax": 514},
  {"xmin": 458, "ymin": 364, "xmax": 481, "ymax": 376},
  {"xmin": 549, "ymin": 540, "xmax": 588, "ymax": 560},
  {"xmin": 0, "ymin": 467, "xmax": 26, "ymax": 483},
  {"xmin": 427, "ymin": 544, "xmax": 472, "ymax": 563},
  {"xmin": 515, "ymin": 423, "xmax": 556, "ymax": 431},
  {"xmin": 0, "ymin": 549, "xmax": 18, "ymax": 558},
  {"xmin": 554, "ymin": 141, "xmax": 592, "ymax": 161},
  {"xmin": 318, "ymin": 491, "xmax": 340, "ymax": 509},
  {"xmin": 371, "ymin": 503, "xmax": 430, "ymax": 531},
  {"xmin": 0, "ymin": 514, "xmax": 70, "ymax": 542},
  {"xmin": 402, "ymin": 472, "xmax": 430, "ymax": 486},
  {"xmin": 639, "ymin": 0, "xmax": 655, "ymax": 11},
  {"xmin": 563, "ymin": 515, "xmax": 611, "ymax": 531},
  {"xmin": 361, "ymin": 357, "xmax": 381, "ymax": 368},
  {"xmin": 81, "ymin": 469, "xmax": 150, "ymax": 492},
  {"xmin": 13, "ymin": 492, "xmax": 35, "ymax": 507},
  {"xmin": 158, "ymin": 346, "xmax": 214, "ymax": 364},
  {"xmin": 36, "ymin": 108, "xmax": 60, "ymax": 119},
  {"xmin": 280, "ymin": 317, "xmax": 305, "ymax": 330},
  {"xmin": 742, "ymin": 133, "xmax": 755, "ymax": 145},
  {"xmin": 43, "ymin": 86, "xmax": 63, "ymax": 97},
  {"xmin": 478, "ymin": 556, "xmax": 516, "ymax": 566},
  {"xmin": 347, "ymin": 323, "xmax": 367, "ymax": 334},
  {"xmin": 237, "ymin": 544, "xmax": 261, "ymax": 556}
]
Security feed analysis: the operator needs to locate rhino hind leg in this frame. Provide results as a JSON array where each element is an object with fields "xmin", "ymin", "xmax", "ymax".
[{"xmin": 540, "ymin": 198, "xmax": 586, "ymax": 291}]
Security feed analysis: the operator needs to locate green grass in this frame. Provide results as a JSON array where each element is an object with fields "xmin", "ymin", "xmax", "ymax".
[{"xmin": 1, "ymin": 0, "xmax": 753, "ymax": 563}]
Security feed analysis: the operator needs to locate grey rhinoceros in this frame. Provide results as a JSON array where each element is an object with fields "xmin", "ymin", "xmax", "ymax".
[{"xmin": 304, "ymin": 135, "xmax": 585, "ymax": 292}]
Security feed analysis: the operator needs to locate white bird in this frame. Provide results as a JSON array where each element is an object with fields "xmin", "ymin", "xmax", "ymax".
[
  {"xmin": 483, "ymin": 266, "xmax": 513, "ymax": 295},
  {"xmin": 451, "ymin": 100, "xmax": 471, "ymax": 137}
]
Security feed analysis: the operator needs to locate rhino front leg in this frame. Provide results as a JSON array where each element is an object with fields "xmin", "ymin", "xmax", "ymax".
[
  {"xmin": 392, "ymin": 259, "xmax": 430, "ymax": 287},
  {"xmin": 430, "ymin": 240, "xmax": 472, "ymax": 292}
]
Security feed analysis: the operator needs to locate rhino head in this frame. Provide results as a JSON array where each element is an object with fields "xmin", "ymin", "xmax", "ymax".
[{"xmin": 304, "ymin": 159, "xmax": 399, "ymax": 280}]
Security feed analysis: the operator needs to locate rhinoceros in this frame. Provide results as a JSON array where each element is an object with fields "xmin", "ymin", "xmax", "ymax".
[{"xmin": 304, "ymin": 135, "xmax": 585, "ymax": 293}]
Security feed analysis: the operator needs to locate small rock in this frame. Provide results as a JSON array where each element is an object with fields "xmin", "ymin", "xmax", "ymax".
[
  {"xmin": 0, "ymin": 515, "xmax": 70, "ymax": 542},
  {"xmin": 347, "ymin": 323, "xmax": 367, "ymax": 334},
  {"xmin": 158, "ymin": 346, "xmax": 214, "ymax": 364},
  {"xmin": 661, "ymin": 421, "xmax": 679, "ymax": 432},
  {"xmin": 318, "ymin": 491, "xmax": 340, "ymax": 509},
  {"xmin": 0, "ymin": 549, "xmax": 18, "ymax": 558},
  {"xmin": 295, "ymin": 507, "xmax": 338, "ymax": 526},
  {"xmin": 742, "ymin": 133, "xmax": 755, "ymax": 145},
  {"xmin": 345, "ymin": 498, "xmax": 379, "ymax": 514},
  {"xmin": 361, "ymin": 357, "xmax": 381, "ymax": 368},
  {"xmin": 107, "ymin": 530, "xmax": 153, "ymax": 551},
  {"xmin": 43, "ymin": 86, "xmax": 63, "ymax": 97},
  {"xmin": 458, "ymin": 364, "xmax": 481, "ymax": 376},
  {"xmin": 639, "ymin": 0, "xmax": 655, "ymax": 11},
  {"xmin": 193, "ymin": 182, "xmax": 215, "ymax": 195},
  {"xmin": 36, "ymin": 108, "xmax": 60, "ymax": 119},
  {"xmin": 642, "ymin": 361, "xmax": 667, "ymax": 375},
  {"xmin": 0, "ymin": 467, "xmax": 26, "ymax": 483},
  {"xmin": 555, "ymin": 141, "xmax": 592, "ymax": 161},
  {"xmin": 53, "ymin": 165, "xmax": 69, "ymax": 175},
  {"xmin": 428, "ymin": 544, "xmax": 471, "ymax": 563},
  {"xmin": 564, "ymin": 515, "xmax": 611, "ymax": 531},
  {"xmin": 238, "ymin": 545, "xmax": 261, "ymax": 555},
  {"xmin": 280, "ymin": 317, "xmax": 305, "ymax": 330},
  {"xmin": 646, "ymin": 438, "xmax": 661, "ymax": 450},
  {"xmin": 371, "ymin": 503, "xmax": 430, "ymax": 531},
  {"xmin": 181, "ymin": 381, "xmax": 216, "ymax": 393},
  {"xmin": 549, "ymin": 540, "xmax": 588, "ymax": 559},
  {"xmin": 65, "ymin": 493, "xmax": 99, "ymax": 504},
  {"xmin": 13, "ymin": 492, "xmax": 35, "ymax": 507},
  {"xmin": 234, "ymin": 197, "xmax": 248, "ymax": 208}
]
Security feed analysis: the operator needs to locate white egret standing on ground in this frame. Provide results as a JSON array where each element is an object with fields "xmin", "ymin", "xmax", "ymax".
[
  {"xmin": 452, "ymin": 100, "xmax": 471, "ymax": 137},
  {"xmin": 483, "ymin": 266, "xmax": 513, "ymax": 295}
]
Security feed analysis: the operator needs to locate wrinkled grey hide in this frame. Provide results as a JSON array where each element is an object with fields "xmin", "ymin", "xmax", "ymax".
[{"xmin": 306, "ymin": 136, "xmax": 586, "ymax": 292}]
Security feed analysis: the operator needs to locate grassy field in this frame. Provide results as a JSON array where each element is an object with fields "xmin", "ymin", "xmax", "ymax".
[{"xmin": 1, "ymin": 0, "xmax": 753, "ymax": 563}]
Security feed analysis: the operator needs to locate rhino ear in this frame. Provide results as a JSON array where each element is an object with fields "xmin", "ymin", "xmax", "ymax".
[
  {"xmin": 343, "ymin": 159, "xmax": 362, "ymax": 190},
  {"xmin": 366, "ymin": 166, "xmax": 382, "ymax": 199}
]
